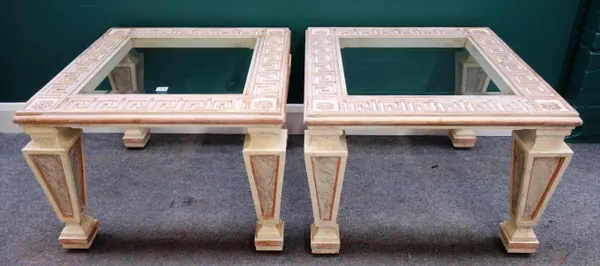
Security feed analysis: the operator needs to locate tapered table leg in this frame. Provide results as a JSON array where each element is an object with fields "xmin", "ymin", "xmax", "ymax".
[
  {"xmin": 304, "ymin": 129, "xmax": 348, "ymax": 254},
  {"xmin": 22, "ymin": 127, "xmax": 98, "ymax": 249},
  {"xmin": 243, "ymin": 127, "xmax": 287, "ymax": 251},
  {"xmin": 500, "ymin": 129, "xmax": 573, "ymax": 253},
  {"xmin": 108, "ymin": 49, "xmax": 150, "ymax": 149},
  {"xmin": 449, "ymin": 51, "xmax": 491, "ymax": 148}
]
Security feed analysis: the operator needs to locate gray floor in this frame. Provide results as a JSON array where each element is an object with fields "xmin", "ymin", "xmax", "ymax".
[{"xmin": 0, "ymin": 133, "xmax": 599, "ymax": 265}]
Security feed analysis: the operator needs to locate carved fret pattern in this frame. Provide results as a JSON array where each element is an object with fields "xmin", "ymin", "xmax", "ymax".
[
  {"xmin": 36, "ymin": 30, "xmax": 128, "ymax": 97},
  {"xmin": 52, "ymin": 97, "xmax": 257, "ymax": 113},
  {"xmin": 130, "ymin": 28, "xmax": 266, "ymax": 38},
  {"xmin": 307, "ymin": 28, "xmax": 343, "ymax": 98},
  {"xmin": 333, "ymin": 27, "xmax": 471, "ymax": 37},
  {"xmin": 311, "ymin": 97, "xmax": 541, "ymax": 115},
  {"xmin": 19, "ymin": 28, "xmax": 289, "ymax": 117},
  {"xmin": 467, "ymin": 29, "xmax": 557, "ymax": 97},
  {"xmin": 247, "ymin": 29, "xmax": 289, "ymax": 111},
  {"xmin": 339, "ymin": 98, "xmax": 536, "ymax": 114},
  {"xmin": 305, "ymin": 27, "xmax": 578, "ymax": 119}
]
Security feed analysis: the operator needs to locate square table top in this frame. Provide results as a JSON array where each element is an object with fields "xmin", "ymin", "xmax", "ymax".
[
  {"xmin": 13, "ymin": 28, "xmax": 291, "ymax": 127},
  {"xmin": 304, "ymin": 27, "xmax": 582, "ymax": 128}
]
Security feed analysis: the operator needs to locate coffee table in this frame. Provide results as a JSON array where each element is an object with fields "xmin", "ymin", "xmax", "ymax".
[
  {"xmin": 303, "ymin": 27, "xmax": 582, "ymax": 254},
  {"xmin": 13, "ymin": 27, "xmax": 291, "ymax": 251}
]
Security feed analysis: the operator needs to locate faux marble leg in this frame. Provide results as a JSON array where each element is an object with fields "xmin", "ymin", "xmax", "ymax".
[
  {"xmin": 108, "ymin": 49, "xmax": 150, "ymax": 148},
  {"xmin": 500, "ymin": 129, "xmax": 573, "ymax": 253},
  {"xmin": 243, "ymin": 127, "xmax": 287, "ymax": 251},
  {"xmin": 449, "ymin": 51, "xmax": 491, "ymax": 148},
  {"xmin": 22, "ymin": 127, "xmax": 98, "ymax": 249},
  {"xmin": 304, "ymin": 129, "xmax": 348, "ymax": 254}
]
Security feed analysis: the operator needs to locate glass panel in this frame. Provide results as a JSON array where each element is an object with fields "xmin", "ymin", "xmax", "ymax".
[
  {"xmin": 341, "ymin": 48, "xmax": 512, "ymax": 96},
  {"xmin": 82, "ymin": 48, "xmax": 254, "ymax": 95}
]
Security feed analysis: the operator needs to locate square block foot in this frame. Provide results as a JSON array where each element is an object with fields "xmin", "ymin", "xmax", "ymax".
[
  {"xmin": 122, "ymin": 128, "xmax": 150, "ymax": 149},
  {"xmin": 449, "ymin": 129, "xmax": 476, "ymax": 148},
  {"xmin": 58, "ymin": 219, "xmax": 99, "ymax": 249},
  {"xmin": 310, "ymin": 224, "xmax": 340, "ymax": 254},
  {"xmin": 499, "ymin": 222, "xmax": 539, "ymax": 253},
  {"xmin": 255, "ymin": 221, "xmax": 284, "ymax": 251}
]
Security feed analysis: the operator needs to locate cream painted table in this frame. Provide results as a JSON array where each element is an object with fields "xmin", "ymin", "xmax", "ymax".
[
  {"xmin": 14, "ymin": 28, "xmax": 291, "ymax": 251},
  {"xmin": 303, "ymin": 27, "xmax": 583, "ymax": 254}
]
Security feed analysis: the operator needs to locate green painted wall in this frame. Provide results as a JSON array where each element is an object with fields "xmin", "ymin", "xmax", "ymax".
[
  {"xmin": 562, "ymin": 0, "xmax": 600, "ymax": 142},
  {"xmin": 0, "ymin": 0, "xmax": 580, "ymax": 104},
  {"xmin": 341, "ymin": 48, "xmax": 501, "ymax": 95}
]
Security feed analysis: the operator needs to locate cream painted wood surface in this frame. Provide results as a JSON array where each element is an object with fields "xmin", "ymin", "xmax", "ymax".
[
  {"xmin": 122, "ymin": 128, "xmax": 150, "ymax": 148},
  {"xmin": 22, "ymin": 127, "xmax": 98, "ymax": 248},
  {"xmin": 303, "ymin": 27, "xmax": 583, "ymax": 254},
  {"xmin": 304, "ymin": 129, "xmax": 347, "ymax": 254},
  {"xmin": 304, "ymin": 27, "xmax": 581, "ymax": 127},
  {"xmin": 500, "ymin": 129, "xmax": 573, "ymax": 253},
  {"xmin": 13, "ymin": 28, "xmax": 290, "ymax": 126},
  {"xmin": 14, "ymin": 27, "xmax": 291, "ymax": 251},
  {"xmin": 243, "ymin": 128, "xmax": 287, "ymax": 251}
]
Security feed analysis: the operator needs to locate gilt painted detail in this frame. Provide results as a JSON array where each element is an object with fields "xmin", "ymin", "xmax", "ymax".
[
  {"xmin": 31, "ymin": 154, "xmax": 73, "ymax": 217},
  {"xmin": 312, "ymin": 156, "xmax": 340, "ymax": 220},
  {"xmin": 524, "ymin": 157, "xmax": 564, "ymax": 220},
  {"xmin": 251, "ymin": 155, "xmax": 279, "ymax": 218}
]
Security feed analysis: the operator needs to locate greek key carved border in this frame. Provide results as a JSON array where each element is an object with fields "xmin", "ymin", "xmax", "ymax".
[
  {"xmin": 305, "ymin": 27, "xmax": 578, "ymax": 118},
  {"xmin": 19, "ymin": 28, "xmax": 290, "ymax": 115}
]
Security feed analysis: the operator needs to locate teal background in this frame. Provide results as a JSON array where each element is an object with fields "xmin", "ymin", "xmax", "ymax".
[
  {"xmin": 93, "ymin": 48, "xmax": 253, "ymax": 94},
  {"xmin": 562, "ymin": 0, "xmax": 600, "ymax": 142},
  {"xmin": 0, "ymin": 0, "xmax": 580, "ymax": 103},
  {"xmin": 342, "ymin": 48, "xmax": 501, "ymax": 95}
]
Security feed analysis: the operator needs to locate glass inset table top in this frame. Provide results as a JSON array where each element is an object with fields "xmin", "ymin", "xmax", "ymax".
[
  {"xmin": 14, "ymin": 28, "xmax": 292, "ymax": 126},
  {"xmin": 303, "ymin": 27, "xmax": 580, "ymax": 128},
  {"xmin": 341, "ymin": 48, "xmax": 502, "ymax": 95},
  {"xmin": 87, "ymin": 48, "xmax": 254, "ymax": 95}
]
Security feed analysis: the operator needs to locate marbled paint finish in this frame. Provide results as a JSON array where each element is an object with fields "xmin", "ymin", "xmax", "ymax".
[
  {"xmin": 31, "ymin": 154, "xmax": 73, "ymax": 217},
  {"xmin": 524, "ymin": 157, "xmax": 563, "ymax": 220},
  {"xmin": 511, "ymin": 140, "xmax": 525, "ymax": 217},
  {"xmin": 465, "ymin": 67, "xmax": 489, "ymax": 93},
  {"xmin": 110, "ymin": 67, "xmax": 133, "ymax": 93},
  {"xmin": 312, "ymin": 157, "xmax": 340, "ymax": 221},
  {"xmin": 69, "ymin": 138, "xmax": 85, "ymax": 213},
  {"xmin": 251, "ymin": 155, "xmax": 279, "ymax": 218}
]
